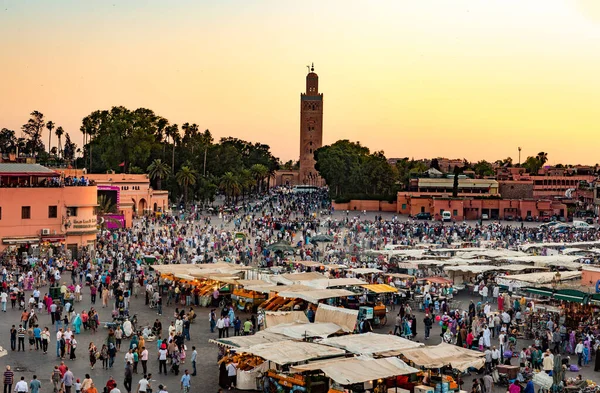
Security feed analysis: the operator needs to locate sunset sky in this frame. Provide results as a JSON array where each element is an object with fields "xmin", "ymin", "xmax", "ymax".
[{"xmin": 2, "ymin": 0, "xmax": 600, "ymax": 165}]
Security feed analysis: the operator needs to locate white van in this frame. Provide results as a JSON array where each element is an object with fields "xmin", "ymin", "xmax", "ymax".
[
  {"xmin": 572, "ymin": 221, "xmax": 593, "ymax": 230},
  {"xmin": 442, "ymin": 211, "xmax": 452, "ymax": 222}
]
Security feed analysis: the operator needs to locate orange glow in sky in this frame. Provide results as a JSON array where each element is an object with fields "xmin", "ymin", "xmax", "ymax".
[{"xmin": 1, "ymin": 0, "xmax": 600, "ymax": 165}]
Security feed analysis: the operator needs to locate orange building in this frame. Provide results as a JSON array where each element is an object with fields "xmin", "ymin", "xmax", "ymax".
[
  {"xmin": 0, "ymin": 163, "xmax": 98, "ymax": 255},
  {"xmin": 397, "ymin": 194, "xmax": 567, "ymax": 221},
  {"xmin": 55, "ymin": 170, "xmax": 168, "ymax": 228}
]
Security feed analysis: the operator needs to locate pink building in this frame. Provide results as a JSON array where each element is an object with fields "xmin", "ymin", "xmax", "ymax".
[{"xmin": 0, "ymin": 164, "xmax": 98, "ymax": 255}]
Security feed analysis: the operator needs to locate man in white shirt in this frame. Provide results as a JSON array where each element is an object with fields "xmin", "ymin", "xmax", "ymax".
[
  {"xmin": 158, "ymin": 347, "xmax": 168, "ymax": 375},
  {"xmin": 14, "ymin": 376, "xmax": 29, "ymax": 393},
  {"xmin": 137, "ymin": 375, "xmax": 149, "ymax": 393},
  {"xmin": 0, "ymin": 291, "xmax": 7, "ymax": 312},
  {"xmin": 125, "ymin": 349, "xmax": 134, "ymax": 364},
  {"xmin": 190, "ymin": 346, "xmax": 197, "ymax": 376},
  {"xmin": 575, "ymin": 340, "xmax": 584, "ymax": 367},
  {"xmin": 140, "ymin": 347, "xmax": 149, "ymax": 375},
  {"xmin": 226, "ymin": 362, "xmax": 238, "ymax": 390}
]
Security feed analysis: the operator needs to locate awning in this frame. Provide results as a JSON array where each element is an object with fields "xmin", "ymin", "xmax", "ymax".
[
  {"xmin": 553, "ymin": 289, "xmax": 588, "ymax": 304},
  {"xmin": 290, "ymin": 356, "xmax": 419, "ymax": 385},
  {"xmin": 208, "ymin": 331, "xmax": 289, "ymax": 348},
  {"xmin": 276, "ymin": 289, "xmax": 356, "ymax": 303},
  {"xmin": 318, "ymin": 332, "xmax": 423, "ymax": 355},
  {"xmin": 420, "ymin": 276, "xmax": 453, "ymax": 285},
  {"xmin": 236, "ymin": 341, "xmax": 346, "ymax": 365},
  {"xmin": 525, "ymin": 287, "xmax": 553, "ymax": 297},
  {"xmin": 398, "ymin": 343, "xmax": 485, "ymax": 371},
  {"xmin": 265, "ymin": 322, "xmax": 344, "ymax": 339},
  {"xmin": 314, "ymin": 303, "xmax": 359, "ymax": 332},
  {"xmin": 2, "ymin": 237, "xmax": 40, "ymax": 244},
  {"xmin": 361, "ymin": 284, "xmax": 398, "ymax": 294}
]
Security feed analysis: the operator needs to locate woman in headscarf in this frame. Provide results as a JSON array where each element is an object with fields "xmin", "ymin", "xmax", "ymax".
[{"xmin": 73, "ymin": 313, "xmax": 82, "ymax": 334}]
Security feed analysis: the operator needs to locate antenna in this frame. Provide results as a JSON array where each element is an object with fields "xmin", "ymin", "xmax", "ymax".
[{"xmin": 311, "ymin": 62, "xmax": 314, "ymax": 72}]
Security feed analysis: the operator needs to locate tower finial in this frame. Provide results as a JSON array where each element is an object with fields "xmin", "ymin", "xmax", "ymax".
[{"xmin": 311, "ymin": 62, "xmax": 314, "ymax": 72}]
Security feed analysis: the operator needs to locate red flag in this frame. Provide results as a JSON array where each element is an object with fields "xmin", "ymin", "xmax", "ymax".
[{"xmin": 118, "ymin": 162, "xmax": 125, "ymax": 167}]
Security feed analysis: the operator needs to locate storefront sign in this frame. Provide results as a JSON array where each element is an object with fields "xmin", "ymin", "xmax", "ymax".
[{"xmin": 72, "ymin": 218, "xmax": 98, "ymax": 229}]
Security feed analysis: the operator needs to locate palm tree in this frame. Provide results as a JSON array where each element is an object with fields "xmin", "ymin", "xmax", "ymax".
[
  {"xmin": 165, "ymin": 124, "xmax": 179, "ymax": 173},
  {"xmin": 147, "ymin": 159, "xmax": 171, "ymax": 190},
  {"xmin": 97, "ymin": 194, "xmax": 118, "ymax": 214},
  {"xmin": 537, "ymin": 152, "xmax": 548, "ymax": 167},
  {"xmin": 219, "ymin": 172, "xmax": 241, "ymax": 203},
  {"xmin": 238, "ymin": 169, "xmax": 255, "ymax": 201},
  {"xmin": 46, "ymin": 121, "xmax": 55, "ymax": 154},
  {"xmin": 176, "ymin": 166, "xmax": 198, "ymax": 208},
  {"xmin": 55, "ymin": 126, "xmax": 64, "ymax": 158},
  {"xmin": 250, "ymin": 164, "xmax": 268, "ymax": 194}
]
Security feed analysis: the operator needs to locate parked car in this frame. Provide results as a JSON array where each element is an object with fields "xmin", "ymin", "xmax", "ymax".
[
  {"xmin": 481, "ymin": 214, "xmax": 489, "ymax": 220},
  {"xmin": 415, "ymin": 212, "xmax": 432, "ymax": 220},
  {"xmin": 586, "ymin": 217, "xmax": 595, "ymax": 225},
  {"xmin": 505, "ymin": 215, "xmax": 513, "ymax": 221},
  {"xmin": 525, "ymin": 216, "xmax": 533, "ymax": 222}
]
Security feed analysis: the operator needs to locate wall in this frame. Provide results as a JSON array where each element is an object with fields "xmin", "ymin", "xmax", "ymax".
[
  {"xmin": 582, "ymin": 267, "xmax": 600, "ymax": 287},
  {"xmin": 0, "ymin": 186, "xmax": 97, "ymax": 251},
  {"xmin": 498, "ymin": 181, "xmax": 534, "ymax": 199},
  {"xmin": 332, "ymin": 200, "xmax": 397, "ymax": 212}
]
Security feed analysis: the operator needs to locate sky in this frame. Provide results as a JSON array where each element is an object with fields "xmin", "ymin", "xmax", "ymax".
[{"xmin": 1, "ymin": 0, "xmax": 600, "ymax": 165}]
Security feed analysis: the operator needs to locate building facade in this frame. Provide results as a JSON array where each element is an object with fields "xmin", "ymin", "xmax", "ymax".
[
  {"xmin": 298, "ymin": 64, "xmax": 324, "ymax": 186},
  {"xmin": 0, "ymin": 164, "xmax": 97, "ymax": 254}
]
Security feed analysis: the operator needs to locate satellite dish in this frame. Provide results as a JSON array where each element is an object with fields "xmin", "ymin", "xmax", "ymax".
[{"xmin": 565, "ymin": 188, "xmax": 575, "ymax": 198}]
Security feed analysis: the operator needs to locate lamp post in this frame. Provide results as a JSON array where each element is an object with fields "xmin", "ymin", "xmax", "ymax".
[{"xmin": 518, "ymin": 147, "xmax": 522, "ymax": 166}]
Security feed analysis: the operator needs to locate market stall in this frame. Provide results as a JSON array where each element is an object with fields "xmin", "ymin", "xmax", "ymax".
[
  {"xmin": 318, "ymin": 332, "xmax": 423, "ymax": 356},
  {"xmin": 290, "ymin": 356, "xmax": 420, "ymax": 393}
]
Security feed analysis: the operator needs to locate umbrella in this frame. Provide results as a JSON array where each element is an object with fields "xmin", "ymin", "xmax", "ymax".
[
  {"xmin": 310, "ymin": 234, "xmax": 333, "ymax": 243},
  {"xmin": 266, "ymin": 241, "xmax": 295, "ymax": 253}
]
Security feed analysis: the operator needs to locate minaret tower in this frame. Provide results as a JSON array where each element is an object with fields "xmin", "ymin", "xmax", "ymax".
[{"xmin": 299, "ymin": 63, "xmax": 323, "ymax": 186}]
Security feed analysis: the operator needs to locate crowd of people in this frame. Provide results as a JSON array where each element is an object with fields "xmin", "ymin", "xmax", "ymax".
[{"xmin": 0, "ymin": 187, "xmax": 599, "ymax": 393}]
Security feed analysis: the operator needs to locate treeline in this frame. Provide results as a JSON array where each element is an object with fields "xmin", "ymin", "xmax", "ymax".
[{"xmin": 2, "ymin": 108, "xmax": 282, "ymax": 206}]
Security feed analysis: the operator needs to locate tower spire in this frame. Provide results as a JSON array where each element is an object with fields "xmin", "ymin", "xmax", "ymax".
[{"xmin": 311, "ymin": 62, "xmax": 314, "ymax": 72}]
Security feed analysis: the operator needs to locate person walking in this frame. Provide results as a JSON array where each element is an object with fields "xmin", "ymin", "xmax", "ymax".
[
  {"xmin": 62, "ymin": 367, "xmax": 74, "ymax": 393},
  {"xmin": 180, "ymin": 370, "xmax": 191, "ymax": 393},
  {"xmin": 136, "ymin": 375, "xmax": 149, "ymax": 393},
  {"xmin": 190, "ymin": 347, "xmax": 197, "ymax": 376},
  {"xmin": 29, "ymin": 375, "xmax": 41, "ymax": 393},
  {"xmin": 124, "ymin": 362, "xmax": 133, "ymax": 393},
  {"xmin": 140, "ymin": 347, "xmax": 148, "ymax": 375},
  {"xmin": 576, "ymin": 340, "xmax": 584, "ymax": 367},
  {"xmin": 3, "ymin": 366, "xmax": 14, "ymax": 393},
  {"xmin": 51, "ymin": 366, "xmax": 61, "ymax": 393},
  {"xmin": 17, "ymin": 324, "xmax": 26, "ymax": 352},
  {"xmin": 13, "ymin": 376, "xmax": 27, "ymax": 393},
  {"xmin": 158, "ymin": 345, "xmax": 168, "ymax": 375},
  {"xmin": 9, "ymin": 326, "xmax": 16, "ymax": 351}
]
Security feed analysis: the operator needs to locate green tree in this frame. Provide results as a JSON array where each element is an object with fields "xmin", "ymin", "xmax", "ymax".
[
  {"xmin": 55, "ymin": 126, "xmax": 64, "ymax": 158},
  {"xmin": 164, "ymin": 124, "xmax": 180, "ymax": 173},
  {"xmin": 430, "ymin": 158, "xmax": 441, "ymax": 171},
  {"xmin": 0, "ymin": 128, "xmax": 17, "ymax": 154},
  {"xmin": 97, "ymin": 194, "xmax": 118, "ymax": 214},
  {"xmin": 238, "ymin": 169, "xmax": 255, "ymax": 200},
  {"xmin": 21, "ymin": 110, "xmax": 46, "ymax": 156},
  {"xmin": 537, "ymin": 151, "xmax": 548, "ymax": 167},
  {"xmin": 63, "ymin": 133, "xmax": 77, "ymax": 162},
  {"xmin": 250, "ymin": 163, "xmax": 268, "ymax": 194},
  {"xmin": 176, "ymin": 165, "xmax": 198, "ymax": 207},
  {"xmin": 46, "ymin": 121, "xmax": 55, "ymax": 154},
  {"xmin": 473, "ymin": 160, "xmax": 494, "ymax": 177},
  {"xmin": 523, "ymin": 156, "xmax": 542, "ymax": 175},
  {"xmin": 452, "ymin": 166, "xmax": 465, "ymax": 198},
  {"xmin": 219, "ymin": 172, "xmax": 241, "ymax": 203},
  {"xmin": 147, "ymin": 159, "xmax": 171, "ymax": 190}
]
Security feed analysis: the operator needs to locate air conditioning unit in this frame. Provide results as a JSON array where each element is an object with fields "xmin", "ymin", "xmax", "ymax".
[{"xmin": 41, "ymin": 229, "xmax": 51, "ymax": 236}]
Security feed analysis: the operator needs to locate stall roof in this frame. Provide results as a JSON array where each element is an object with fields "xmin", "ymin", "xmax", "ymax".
[
  {"xmin": 290, "ymin": 356, "xmax": 419, "ymax": 385},
  {"xmin": 386, "ymin": 273, "xmax": 415, "ymax": 279},
  {"xmin": 318, "ymin": 332, "xmax": 423, "ymax": 355},
  {"xmin": 456, "ymin": 250, "xmax": 528, "ymax": 259},
  {"xmin": 397, "ymin": 343, "xmax": 485, "ymax": 371},
  {"xmin": 420, "ymin": 276, "xmax": 453, "ymax": 285},
  {"xmin": 264, "ymin": 311, "xmax": 309, "ymax": 327},
  {"xmin": 322, "ymin": 264, "xmax": 349, "ymax": 270},
  {"xmin": 265, "ymin": 322, "xmax": 344, "ymax": 339},
  {"xmin": 314, "ymin": 303, "xmax": 359, "ymax": 332},
  {"xmin": 275, "ymin": 272, "xmax": 327, "ymax": 284},
  {"xmin": 444, "ymin": 264, "xmax": 547, "ymax": 274},
  {"xmin": 276, "ymin": 288, "xmax": 356, "ymax": 303},
  {"xmin": 349, "ymin": 268, "xmax": 383, "ymax": 274},
  {"xmin": 361, "ymin": 284, "xmax": 398, "ymax": 294},
  {"xmin": 496, "ymin": 271, "xmax": 581, "ymax": 287},
  {"xmin": 520, "ymin": 241, "xmax": 600, "ymax": 251},
  {"xmin": 208, "ymin": 331, "xmax": 289, "ymax": 348},
  {"xmin": 305, "ymin": 278, "xmax": 368, "ymax": 289},
  {"xmin": 245, "ymin": 284, "xmax": 313, "ymax": 294},
  {"xmin": 236, "ymin": 279, "xmax": 275, "ymax": 287},
  {"xmin": 236, "ymin": 341, "xmax": 345, "ymax": 365},
  {"xmin": 293, "ymin": 260, "xmax": 324, "ymax": 268}
]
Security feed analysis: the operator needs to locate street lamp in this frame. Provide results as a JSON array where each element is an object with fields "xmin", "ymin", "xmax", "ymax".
[{"xmin": 518, "ymin": 147, "xmax": 522, "ymax": 166}]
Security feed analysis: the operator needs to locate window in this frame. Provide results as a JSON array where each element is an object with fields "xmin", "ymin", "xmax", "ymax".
[
  {"xmin": 22, "ymin": 206, "xmax": 31, "ymax": 219},
  {"xmin": 48, "ymin": 206, "xmax": 58, "ymax": 218},
  {"xmin": 453, "ymin": 210, "xmax": 458, "ymax": 216},
  {"xmin": 67, "ymin": 207, "xmax": 78, "ymax": 217},
  {"xmin": 402, "ymin": 204, "xmax": 407, "ymax": 210}
]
